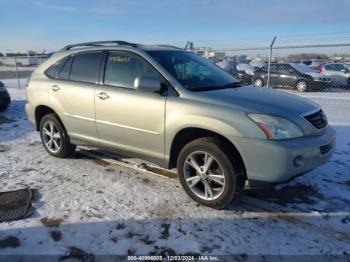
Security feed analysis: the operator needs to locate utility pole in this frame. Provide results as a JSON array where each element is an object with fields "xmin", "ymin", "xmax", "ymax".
[
  {"xmin": 267, "ymin": 36, "xmax": 276, "ymax": 88},
  {"xmin": 15, "ymin": 55, "xmax": 20, "ymax": 89}
]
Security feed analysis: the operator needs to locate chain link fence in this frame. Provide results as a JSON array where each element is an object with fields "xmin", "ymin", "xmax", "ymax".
[
  {"xmin": 0, "ymin": 54, "xmax": 48, "ymax": 88},
  {"xmin": 207, "ymin": 43, "xmax": 350, "ymax": 92},
  {"xmin": 1, "ymin": 43, "xmax": 350, "ymax": 93}
]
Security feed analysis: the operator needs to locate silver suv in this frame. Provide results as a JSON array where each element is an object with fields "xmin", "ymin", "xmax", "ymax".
[{"xmin": 26, "ymin": 41, "xmax": 336, "ymax": 209}]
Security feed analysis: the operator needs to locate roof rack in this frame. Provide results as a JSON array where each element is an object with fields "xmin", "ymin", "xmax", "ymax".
[
  {"xmin": 61, "ymin": 41, "xmax": 139, "ymax": 51},
  {"xmin": 155, "ymin": 44, "xmax": 182, "ymax": 50}
]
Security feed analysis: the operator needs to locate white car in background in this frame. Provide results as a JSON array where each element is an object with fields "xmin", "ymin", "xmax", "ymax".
[{"xmin": 320, "ymin": 63, "xmax": 350, "ymax": 88}]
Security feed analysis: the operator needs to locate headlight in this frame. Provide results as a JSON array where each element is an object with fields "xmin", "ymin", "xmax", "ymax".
[
  {"xmin": 0, "ymin": 85, "xmax": 5, "ymax": 92},
  {"xmin": 248, "ymin": 114, "xmax": 304, "ymax": 140}
]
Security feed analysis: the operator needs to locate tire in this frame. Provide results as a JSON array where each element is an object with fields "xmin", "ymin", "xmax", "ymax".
[
  {"xmin": 296, "ymin": 80, "xmax": 307, "ymax": 92},
  {"xmin": 39, "ymin": 113, "xmax": 76, "ymax": 158},
  {"xmin": 253, "ymin": 78, "xmax": 264, "ymax": 87},
  {"xmin": 177, "ymin": 137, "xmax": 244, "ymax": 209}
]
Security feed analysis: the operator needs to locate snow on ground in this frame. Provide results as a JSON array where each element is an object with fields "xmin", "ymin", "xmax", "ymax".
[{"xmin": 0, "ymin": 81, "xmax": 349, "ymax": 258}]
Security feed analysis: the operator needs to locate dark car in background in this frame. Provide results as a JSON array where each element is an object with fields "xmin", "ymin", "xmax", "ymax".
[
  {"xmin": 253, "ymin": 63, "xmax": 332, "ymax": 92},
  {"xmin": 235, "ymin": 63, "xmax": 256, "ymax": 85},
  {"xmin": 0, "ymin": 81, "xmax": 11, "ymax": 111},
  {"xmin": 216, "ymin": 60, "xmax": 254, "ymax": 85}
]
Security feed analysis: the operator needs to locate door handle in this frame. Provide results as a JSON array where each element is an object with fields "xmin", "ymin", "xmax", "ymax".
[
  {"xmin": 97, "ymin": 92, "xmax": 110, "ymax": 100},
  {"xmin": 51, "ymin": 85, "xmax": 60, "ymax": 92}
]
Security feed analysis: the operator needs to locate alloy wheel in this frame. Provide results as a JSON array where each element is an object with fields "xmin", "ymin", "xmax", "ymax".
[
  {"xmin": 183, "ymin": 151, "xmax": 225, "ymax": 200},
  {"xmin": 254, "ymin": 79, "xmax": 263, "ymax": 86},
  {"xmin": 42, "ymin": 121, "xmax": 62, "ymax": 153},
  {"xmin": 296, "ymin": 81, "xmax": 307, "ymax": 92}
]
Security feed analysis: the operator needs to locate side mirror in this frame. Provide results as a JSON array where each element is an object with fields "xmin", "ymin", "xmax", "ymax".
[
  {"xmin": 134, "ymin": 76, "xmax": 161, "ymax": 92},
  {"xmin": 288, "ymin": 69, "xmax": 294, "ymax": 74}
]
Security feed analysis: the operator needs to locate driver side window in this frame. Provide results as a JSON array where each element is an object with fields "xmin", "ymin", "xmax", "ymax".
[
  {"xmin": 104, "ymin": 51, "xmax": 159, "ymax": 89},
  {"xmin": 173, "ymin": 60, "xmax": 211, "ymax": 81}
]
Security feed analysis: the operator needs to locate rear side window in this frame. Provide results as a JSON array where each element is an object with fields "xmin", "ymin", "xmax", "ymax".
[
  {"xmin": 70, "ymin": 52, "xmax": 103, "ymax": 83},
  {"xmin": 325, "ymin": 64, "xmax": 335, "ymax": 70},
  {"xmin": 104, "ymin": 51, "xmax": 159, "ymax": 89},
  {"xmin": 277, "ymin": 65, "xmax": 292, "ymax": 74},
  {"xmin": 45, "ymin": 57, "xmax": 69, "ymax": 78},
  {"xmin": 58, "ymin": 56, "xmax": 73, "ymax": 80}
]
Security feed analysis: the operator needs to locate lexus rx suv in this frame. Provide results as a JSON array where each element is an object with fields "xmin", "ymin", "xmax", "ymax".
[{"xmin": 25, "ymin": 41, "xmax": 335, "ymax": 209}]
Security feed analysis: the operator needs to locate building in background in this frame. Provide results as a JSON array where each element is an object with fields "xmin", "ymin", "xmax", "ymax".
[{"xmin": 0, "ymin": 51, "xmax": 49, "ymax": 66}]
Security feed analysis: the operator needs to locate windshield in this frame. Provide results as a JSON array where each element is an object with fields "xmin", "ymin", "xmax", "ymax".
[
  {"xmin": 146, "ymin": 51, "xmax": 240, "ymax": 91},
  {"xmin": 290, "ymin": 63, "xmax": 315, "ymax": 73}
]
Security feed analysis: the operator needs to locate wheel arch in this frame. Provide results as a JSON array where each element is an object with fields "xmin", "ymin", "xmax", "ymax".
[
  {"xmin": 168, "ymin": 127, "xmax": 246, "ymax": 179},
  {"xmin": 34, "ymin": 105, "xmax": 64, "ymax": 131}
]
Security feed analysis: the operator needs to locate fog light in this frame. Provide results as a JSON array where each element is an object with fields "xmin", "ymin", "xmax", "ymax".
[{"xmin": 293, "ymin": 156, "xmax": 303, "ymax": 167}]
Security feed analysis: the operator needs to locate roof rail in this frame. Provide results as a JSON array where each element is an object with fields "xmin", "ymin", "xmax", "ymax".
[
  {"xmin": 61, "ymin": 41, "xmax": 139, "ymax": 51},
  {"xmin": 155, "ymin": 44, "xmax": 183, "ymax": 50}
]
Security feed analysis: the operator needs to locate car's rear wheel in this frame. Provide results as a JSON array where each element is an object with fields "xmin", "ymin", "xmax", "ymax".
[
  {"xmin": 296, "ymin": 80, "xmax": 307, "ymax": 92},
  {"xmin": 177, "ymin": 137, "xmax": 244, "ymax": 209},
  {"xmin": 40, "ymin": 113, "xmax": 76, "ymax": 158},
  {"xmin": 254, "ymin": 78, "xmax": 264, "ymax": 87}
]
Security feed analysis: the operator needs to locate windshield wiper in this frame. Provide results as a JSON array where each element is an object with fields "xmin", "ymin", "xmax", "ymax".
[
  {"xmin": 191, "ymin": 82, "xmax": 242, "ymax": 92},
  {"xmin": 219, "ymin": 82, "xmax": 243, "ymax": 89}
]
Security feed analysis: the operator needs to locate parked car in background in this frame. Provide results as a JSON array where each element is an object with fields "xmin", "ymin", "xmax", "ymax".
[
  {"xmin": 235, "ymin": 63, "xmax": 255, "ymax": 85},
  {"xmin": 310, "ymin": 61, "xmax": 326, "ymax": 71},
  {"xmin": 216, "ymin": 60, "xmax": 237, "ymax": 76},
  {"xmin": 253, "ymin": 63, "xmax": 331, "ymax": 92},
  {"xmin": 249, "ymin": 60, "xmax": 266, "ymax": 69},
  {"xmin": 0, "ymin": 81, "xmax": 11, "ymax": 111},
  {"xmin": 295, "ymin": 60, "xmax": 312, "ymax": 66},
  {"xmin": 319, "ymin": 63, "xmax": 350, "ymax": 88}
]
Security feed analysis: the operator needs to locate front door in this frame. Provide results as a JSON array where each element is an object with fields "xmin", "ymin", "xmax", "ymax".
[{"xmin": 95, "ymin": 51, "xmax": 166, "ymax": 160}]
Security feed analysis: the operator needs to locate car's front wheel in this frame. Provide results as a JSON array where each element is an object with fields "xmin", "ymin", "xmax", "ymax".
[
  {"xmin": 40, "ymin": 113, "xmax": 76, "ymax": 158},
  {"xmin": 253, "ymin": 78, "xmax": 264, "ymax": 87},
  {"xmin": 177, "ymin": 137, "xmax": 244, "ymax": 209}
]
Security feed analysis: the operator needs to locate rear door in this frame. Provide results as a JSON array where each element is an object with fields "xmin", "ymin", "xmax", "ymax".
[
  {"xmin": 277, "ymin": 64, "xmax": 297, "ymax": 87},
  {"xmin": 95, "ymin": 50, "xmax": 166, "ymax": 160},
  {"xmin": 48, "ymin": 51, "xmax": 104, "ymax": 145},
  {"xmin": 268, "ymin": 64, "xmax": 280, "ymax": 87}
]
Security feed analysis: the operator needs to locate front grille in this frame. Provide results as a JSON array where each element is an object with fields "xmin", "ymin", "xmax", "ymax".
[
  {"xmin": 320, "ymin": 143, "xmax": 333, "ymax": 155},
  {"xmin": 304, "ymin": 110, "xmax": 327, "ymax": 129}
]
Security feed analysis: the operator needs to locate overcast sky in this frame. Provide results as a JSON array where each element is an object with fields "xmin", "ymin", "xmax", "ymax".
[{"xmin": 1, "ymin": 0, "xmax": 350, "ymax": 52}]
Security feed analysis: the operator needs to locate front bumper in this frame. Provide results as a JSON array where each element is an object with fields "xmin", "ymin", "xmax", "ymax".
[
  {"xmin": 0, "ymin": 90, "xmax": 11, "ymax": 110},
  {"xmin": 232, "ymin": 126, "xmax": 336, "ymax": 185}
]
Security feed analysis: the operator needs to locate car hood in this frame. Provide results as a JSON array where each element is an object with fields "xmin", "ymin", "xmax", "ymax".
[
  {"xmin": 196, "ymin": 86, "xmax": 319, "ymax": 117},
  {"xmin": 304, "ymin": 72, "xmax": 326, "ymax": 78}
]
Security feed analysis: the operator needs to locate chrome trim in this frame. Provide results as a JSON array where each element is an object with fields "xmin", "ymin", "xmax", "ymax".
[
  {"xmin": 95, "ymin": 119, "xmax": 159, "ymax": 135},
  {"xmin": 64, "ymin": 113, "xmax": 95, "ymax": 122},
  {"xmin": 301, "ymin": 107, "xmax": 322, "ymax": 117}
]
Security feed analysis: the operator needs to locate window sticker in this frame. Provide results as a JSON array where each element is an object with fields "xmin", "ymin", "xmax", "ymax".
[{"xmin": 109, "ymin": 56, "xmax": 131, "ymax": 63}]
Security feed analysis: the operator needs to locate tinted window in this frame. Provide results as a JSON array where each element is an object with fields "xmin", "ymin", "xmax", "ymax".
[
  {"xmin": 324, "ymin": 64, "xmax": 333, "ymax": 70},
  {"xmin": 70, "ymin": 52, "xmax": 103, "ymax": 83},
  {"xmin": 57, "ymin": 56, "xmax": 72, "ymax": 80},
  {"xmin": 269, "ymin": 65, "xmax": 278, "ymax": 73},
  {"xmin": 277, "ymin": 65, "xmax": 292, "ymax": 74},
  {"xmin": 104, "ymin": 51, "xmax": 159, "ymax": 89},
  {"xmin": 45, "ymin": 57, "xmax": 69, "ymax": 78},
  {"xmin": 336, "ymin": 64, "xmax": 347, "ymax": 71}
]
